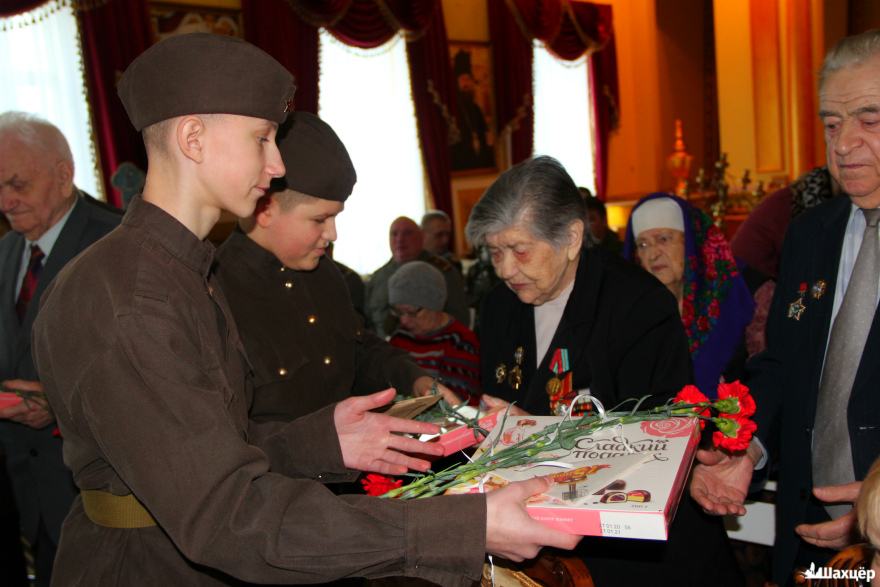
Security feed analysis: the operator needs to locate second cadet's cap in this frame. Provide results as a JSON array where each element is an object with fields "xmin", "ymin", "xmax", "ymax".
[
  {"xmin": 118, "ymin": 33, "xmax": 295, "ymax": 131},
  {"xmin": 273, "ymin": 112, "xmax": 357, "ymax": 202}
]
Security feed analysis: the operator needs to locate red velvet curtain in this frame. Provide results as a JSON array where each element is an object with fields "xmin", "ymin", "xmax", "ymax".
[
  {"xmin": 489, "ymin": 0, "xmax": 533, "ymax": 167},
  {"xmin": 77, "ymin": 0, "xmax": 152, "ymax": 207},
  {"xmin": 489, "ymin": 0, "xmax": 618, "ymax": 198},
  {"xmin": 0, "ymin": 0, "xmax": 44, "ymax": 17},
  {"xmin": 589, "ymin": 28, "xmax": 618, "ymax": 200},
  {"xmin": 242, "ymin": 0, "xmax": 319, "ymax": 114},
  {"xmin": 404, "ymin": 1, "xmax": 457, "ymax": 218},
  {"xmin": 242, "ymin": 0, "xmax": 455, "ymax": 216}
]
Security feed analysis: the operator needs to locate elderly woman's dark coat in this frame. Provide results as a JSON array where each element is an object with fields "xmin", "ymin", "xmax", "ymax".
[{"xmin": 480, "ymin": 246, "xmax": 743, "ymax": 586}]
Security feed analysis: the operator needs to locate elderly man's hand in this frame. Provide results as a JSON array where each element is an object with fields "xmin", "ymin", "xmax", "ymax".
[
  {"xmin": 486, "ymin": 476, "xmax": 582, "ymax": 561},
  {"xmin": 334, "ymin": 388, "xmax": 444, "ymax": 475},
  {"xmin": 795, "ymin": 482, "xmax": 862, "ymax": 550},
  {"xmin": 0, "ymin": 379, "xmax": 54, "ymax": 429},
  {"xmin": 689, "ymin": 445, "xmax": 756, "ymax": 516}
]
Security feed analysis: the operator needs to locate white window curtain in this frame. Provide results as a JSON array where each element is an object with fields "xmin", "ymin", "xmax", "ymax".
[
  {"xmin": 318, "ymin": 29, "xmax": 427, "ymax": 275},
  {"xmin": 532, "ymin": 41, "xmax": 596, "ymax": 193},
  {"xmin": 0, "ymin": 0, "xmax": 102, "ymax": 200}
]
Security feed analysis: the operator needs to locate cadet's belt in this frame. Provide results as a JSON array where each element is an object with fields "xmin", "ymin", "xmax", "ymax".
[{"xmin": 81, "ymin": 490, "xmax": 157, "ymax": 528}]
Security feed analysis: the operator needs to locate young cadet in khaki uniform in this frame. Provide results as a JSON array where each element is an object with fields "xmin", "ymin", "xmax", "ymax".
[
  {"xmin": 215, "ymin": 113, "xmax": 447, "ymax": 423},
  {"xmin": 31, "ymin": 33, "xmax": 579, "ymax": 586}
]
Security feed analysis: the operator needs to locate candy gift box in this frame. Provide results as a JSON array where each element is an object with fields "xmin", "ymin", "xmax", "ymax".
[{"xmin": 445, "ymin": 415, "xmax": 700, "ymax": 540}]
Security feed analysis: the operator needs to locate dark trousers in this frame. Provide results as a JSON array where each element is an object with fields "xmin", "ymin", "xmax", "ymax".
[
  {"xmin": 34, "ymin": 519, "xmax": 58, "ymax": 587},
  {"xmin": 0, "ymin": 454, "xmax": 28, "ymax": 587}
]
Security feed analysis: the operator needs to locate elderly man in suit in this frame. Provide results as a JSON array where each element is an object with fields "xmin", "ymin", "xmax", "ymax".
[
  {"xmin": 0, "ymin": 112, "xmax": 120, "ymax": 585},
  {"xmin": 692, "ymin": 30, "xmax": 880, "ymax": 585}
]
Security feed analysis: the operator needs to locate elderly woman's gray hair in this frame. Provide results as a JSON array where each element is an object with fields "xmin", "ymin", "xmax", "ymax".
[
  {"xmin": 820, "ymin": 29, "xmax": 880, "ymax": 89},
  {"xmin": 465, "ymin": 156, "xmax": 586, "ymax": 248}
]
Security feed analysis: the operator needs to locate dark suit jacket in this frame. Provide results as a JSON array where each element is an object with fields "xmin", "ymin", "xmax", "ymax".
[
  {"xmin": 748, "ymin": 195, "xmax": 880, "ymax": 583},
  {"xmin": 480, "ymin": 247, "xmax": 742, "ymax": 586},
  {"xmin": 0, "ymin": 193, "xmax": 120, "ymax": 544}
]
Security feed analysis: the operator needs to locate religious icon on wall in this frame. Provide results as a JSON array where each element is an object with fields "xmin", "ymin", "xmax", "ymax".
[
  {"xmin": 150, "ymin": 1, "xmax": 243, "ymax": 41},
  {"xmin": 448, "ymin": 42, "xmax": 497, "ymax": 174}
]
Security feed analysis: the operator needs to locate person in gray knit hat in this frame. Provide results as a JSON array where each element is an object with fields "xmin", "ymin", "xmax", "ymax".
[
  {"xmin": 388, "ymin": 260, "xmax": 448, "ymax": 312},
  {"xmin": 388, "ymin": 261, "xmax": 482, "ymax": 405}
]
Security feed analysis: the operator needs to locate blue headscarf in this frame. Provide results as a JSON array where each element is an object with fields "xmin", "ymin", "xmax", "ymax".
[{"xmin": 623, "ymin": 193, "xmax": 755, "ymax": 398}]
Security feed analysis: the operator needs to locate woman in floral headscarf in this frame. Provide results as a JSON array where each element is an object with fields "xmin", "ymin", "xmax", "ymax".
[{"xmin": 624, "ymin": 193, "xmax": 755, "ymax": 398}]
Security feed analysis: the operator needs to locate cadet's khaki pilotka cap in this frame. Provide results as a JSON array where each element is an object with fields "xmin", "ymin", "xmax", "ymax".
[
  {"xmin": 273, "ymin": 112, "xmax": 357, "ymax": 202},
  {"xmin": 118, "ymin": 33, "xmax": 295, "ymax": 131}
]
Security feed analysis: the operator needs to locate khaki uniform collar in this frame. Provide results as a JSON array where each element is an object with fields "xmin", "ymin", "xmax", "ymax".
[{"xmin": 122, "ymin": 195, "xmax": 215, "ymax": 278}]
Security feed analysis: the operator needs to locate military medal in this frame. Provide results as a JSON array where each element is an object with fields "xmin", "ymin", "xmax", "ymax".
[
  {"xmin": 495, "ymin": 363, "xmax": 507, "ymax": 384},
  {"xmin": 810, "ymin": 279, "xmax": 827, "ymax": 300},
  {"xmin": 787, "ymin": 298, "xmax": 806, "ymax": 320},
  {"xmin": 547, "ymin": 348, "xmax": 581, "ymax": 415},
  {"xmin": 508, "ymin": 366, "xmax": 523, "ymax": 390},
  {"xmin": 546, "ymin": 348, "xmax": 570, "ymax": 396},
  {"xmin": 787, "ymin": 282, "xmax": 808, "ymax": 321},
  {"xmin": 503, "ymin": 346, "xmax": 525, "ymax": 391},
  {"xmin": 552, "ymin": 373, "xmax": 576, "ymax": 415},
  {"xmin": 546, "ymin": 377, "xmax": 562, "ymax": 396}
]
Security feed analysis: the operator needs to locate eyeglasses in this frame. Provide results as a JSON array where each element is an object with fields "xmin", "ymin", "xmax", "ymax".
[{"xmin": 390, "ymin": 306, "xmax": 423, "ymax": 319}]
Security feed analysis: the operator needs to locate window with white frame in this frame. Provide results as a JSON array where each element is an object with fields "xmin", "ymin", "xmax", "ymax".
[
  {"xmin": 532, "ymin": 41, "xmax": 595, "ymax": 193},
  {"xmin": 318, "ymin": 29, "xmax": 427, "ymax": 275},
  {"xmin": 0, "ymin": 0, "xmax": 103, "ymax": 199}
]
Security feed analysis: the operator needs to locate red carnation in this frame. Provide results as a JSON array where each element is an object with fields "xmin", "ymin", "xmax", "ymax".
[
  {"xmin": 715, "ymin": 380, "xmax": 756, "ymax": 418},
  {"xmin": 672, "ymin": 385, "xmax": 711, "ymax": 429},
  {"xmin": 708, "ymin": 299, "xmax": 720, "ymax": 318},
  {"xmin": 697, "ymin": 316, "xmax": 709, "ymax": 331},
  {"xmin": 712, "ymin": 415, "xmax": 757, "ymax": 452},
  {"xmin": 361, "ymin": 474, "xmax": 403, "ymax": 497},
  {"xmin": 675, "ymin": 385, "xmax": 709, "ymax": 405}
]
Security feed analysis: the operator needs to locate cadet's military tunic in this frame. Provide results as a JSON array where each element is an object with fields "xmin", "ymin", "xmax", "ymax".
[
  {"xmin": 334, "ymin": 259, "xmax": 366, "ymax": 322},
  {"xmin": 215, "ymin": 230, "xmax": 424, "ymax": 422},
  {"xmin": 32, "ymin": 197, "xmax": 486, "ymax": 586},
  {"xmin": 365, "ymin": 251, "xmax": 470, "ymax": 338}
]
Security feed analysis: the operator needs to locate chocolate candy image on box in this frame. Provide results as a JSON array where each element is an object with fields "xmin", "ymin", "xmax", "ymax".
[
  {"xmin": 599, "ymin": 491, "xmax": 627, "ymax": 503},
  {"xmin": 626, "ymin": 489, "xmax": 651, "ymax": 503}
]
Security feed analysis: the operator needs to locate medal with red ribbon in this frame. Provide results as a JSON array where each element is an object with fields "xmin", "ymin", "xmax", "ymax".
[{"xmin": 546, "ymin": 348, "xmax": 585, "ymax": 415}]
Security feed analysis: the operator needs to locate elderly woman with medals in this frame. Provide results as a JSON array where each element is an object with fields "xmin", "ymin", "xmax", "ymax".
[{"xmin": 467, "ymin": 156, "xmax": 742, "ymax": 586}]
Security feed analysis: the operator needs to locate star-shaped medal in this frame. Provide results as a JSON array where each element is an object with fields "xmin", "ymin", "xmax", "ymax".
[{"xmin": 788, "ymin": 297, "xmax": 806, "ymax": 320}]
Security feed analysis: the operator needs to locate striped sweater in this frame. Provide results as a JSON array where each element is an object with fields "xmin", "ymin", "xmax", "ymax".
[{"xmin": 388, "ymin": 319, "xmax": 481, "ymax": 405}]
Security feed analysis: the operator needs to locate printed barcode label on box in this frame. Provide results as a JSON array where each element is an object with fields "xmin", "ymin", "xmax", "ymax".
[{"xmin": 599, "ymin": 511, "xmax": 667, "ymax": 540}]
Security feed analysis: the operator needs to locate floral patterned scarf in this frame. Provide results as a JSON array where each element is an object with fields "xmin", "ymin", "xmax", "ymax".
[{"xmin": 623, "ymin": 193, "xmax": 755, "ymax": 398}]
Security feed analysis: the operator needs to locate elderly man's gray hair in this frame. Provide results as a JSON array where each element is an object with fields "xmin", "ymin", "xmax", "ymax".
[
  {"xmin": 820, "ymin": 29, "xmax": 880, "ymax": 89},
  {"xmin": 465, "ymin": 155, "xmax": 585, "ymax": 249},
  {"xmin": 0, "ymin": 111, "xmax": 73, "ymax": 165}
]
